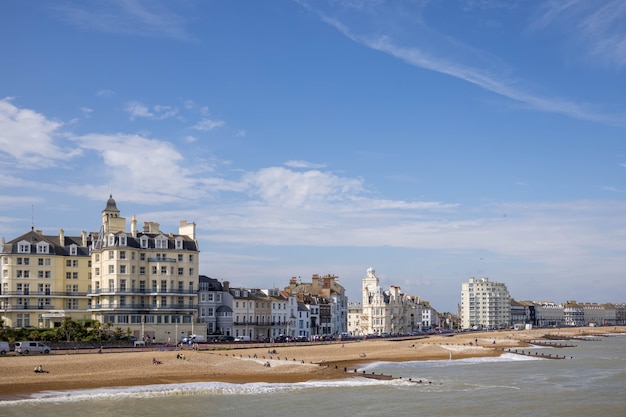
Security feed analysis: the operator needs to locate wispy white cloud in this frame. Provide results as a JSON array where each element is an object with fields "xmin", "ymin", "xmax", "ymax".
[
  {"xmin": 53, "ymin": 0, "xmax": 194, "ymax": 41},
  {"xmin": 70, "ymin": 133, "xmax": 203, "ymax": 203},
  {"xmin": 96, "ymin": 89, "xmax": 115, "ymax": 98},
  {"xmin": 192, "ymin": 118, "xmax": 225, "ymax": 132},
  {"xmin": 285, "ymin": 160, "xmax": 327, "ymax": 169},
  {"xmin": 124, "ymin": 101, "xmax": 179, "ymax": 120},
  {"xmin": 0, "ymin": 98, "xmax": 80, "ymax": 167},
  {"xmin": 532, "ymin": 0, "xmax": 626, "ymax": 69},
  {"xmin": 301, "ymin": 1, "xmax": 625, "ymax": 127}
]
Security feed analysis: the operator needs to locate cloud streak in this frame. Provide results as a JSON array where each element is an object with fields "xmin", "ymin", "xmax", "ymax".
[
  {"xmin": 302, "ymin": 1, "xmax": 625, "ymax": 127},
  {"xmin": 52, "ymin": 0, "xmax": 194, "ymax": 41}
]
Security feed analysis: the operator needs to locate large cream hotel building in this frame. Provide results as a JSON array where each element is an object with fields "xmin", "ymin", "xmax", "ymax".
[{"xmin": 1, "ymin": 196, "xmax": 200, "ymax": 342}]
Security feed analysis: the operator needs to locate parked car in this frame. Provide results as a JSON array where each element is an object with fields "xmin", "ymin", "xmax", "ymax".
[
  {"xmin": 15, "ymin": 341, "xmax": 51, "ymax": 354},
  {"xmin": 234, "ymin": 336, "xmax": 250, "ymax": 342},
  {"xmin": 0, "ymin": 341, "xmax": 10, "ymax": 355},
  {"xmin": 212, "ymin": 335, "xmax": 234, "ymax": 342}
]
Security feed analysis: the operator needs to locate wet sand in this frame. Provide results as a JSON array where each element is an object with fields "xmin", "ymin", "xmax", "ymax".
[{"xmin": 1, "ymin": 326, "xmax": 622, "ymax": 398}]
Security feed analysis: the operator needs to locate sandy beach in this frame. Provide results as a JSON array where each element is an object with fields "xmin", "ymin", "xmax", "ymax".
[{"xmin": 1, "ymin": 326, "xmax": 623, "ymax": 398}]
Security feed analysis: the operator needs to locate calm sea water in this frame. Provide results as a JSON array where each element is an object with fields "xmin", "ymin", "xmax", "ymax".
[{"xmin": 1, "ymin": 334, "xmax": 624, "ymax": 417}]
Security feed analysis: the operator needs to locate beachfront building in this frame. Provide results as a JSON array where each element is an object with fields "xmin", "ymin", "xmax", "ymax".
[
  {"xmin": 88, "ymin": 196, "xmax": 200, "ymax": 343},
  {"xmin": 347, "ymin": 301, "xmax": 361, "ymax": 335},
  {"xmin": 563, "ymin": 301, "xmax": 585, "ymax": 327},
  {"xmin": 420, "ymin": 301, "xmax": 440, "ymax": 329},
  {"xmin": 284, "ymin": 273, "xmax": 348, "ymax": 337},
  {"xmin": 358, "ymin": 267, "xmax": 424, "ymax": 336},
  {"xmin": 519, "ymin": 301, "xmax": 626, "ymax": 327},
  {"xmin": 460, "ymin": 277, "xmax": 511, "ymax": 330},
  {"xmin": 198, "ymin": 275, "xmax": 230, "ymax": 337},
  {"xmin": 1, "ymin": 228, "xmax": 93, "ymax": 329},
  {"xmin": 261, "ymin": 288, "xmax": 292, "ymax": 340},
  {"xmin": 296, "ymin": 301, "xmax": 311, "ymax": 339}
]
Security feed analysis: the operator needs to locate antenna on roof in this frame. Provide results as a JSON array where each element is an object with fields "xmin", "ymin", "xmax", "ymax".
[{"xmin": 31, "ymin": 204, "xmax": 35, "ymax": 231}]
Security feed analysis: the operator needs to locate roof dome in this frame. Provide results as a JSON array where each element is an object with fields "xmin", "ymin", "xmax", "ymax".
[{"xmin": 103, "ymin": 194, "xmax": 119, "ymax": 212}]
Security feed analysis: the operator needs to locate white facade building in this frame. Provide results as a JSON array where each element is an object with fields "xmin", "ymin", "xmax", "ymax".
[{"xmin": 460, "ymin": 277, "xmax": 510, "ymax": 330}]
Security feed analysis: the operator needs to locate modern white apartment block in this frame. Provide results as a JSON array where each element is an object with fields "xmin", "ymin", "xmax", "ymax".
[
  {"xmin": 88, "ymin": 195, "xmax": 200, "ymax": 341},
  {"xmin": 460, "ymin": 277, "xmax": 511, "ymax": 330}
]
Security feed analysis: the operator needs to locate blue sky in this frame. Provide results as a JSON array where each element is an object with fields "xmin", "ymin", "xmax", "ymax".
[{"xmin": 1, "ymin": 0, "xmax": 625, "ymax": 313}]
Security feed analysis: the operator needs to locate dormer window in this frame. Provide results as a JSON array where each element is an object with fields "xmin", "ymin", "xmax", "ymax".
[
  {"xmin": 155, "ymin": 235, "xmax": 168, "ymax": 249},
  {"xmin": 140, "ymin": 236, "xmax": 149, "ymax": 249},
  {"xmin": 175, "ymin": 237, "xmax": 183, "ymax": 250},
  {"xmin": 17, "ymin": 241, "xmax": 31, "ymax": 254},
  {"xmin": 69, "ymin": 244, "xmax": 78, "ymax": 256},
  {"xmin": 107, "ymin": 234, "xmax": 115, "ymax": 247},
  {"xmin": 36, "ymin": 242, "xmax": 49, "ymax": 254},
  {"xmin": 119, "ymin": 233, "xmax": 127, "ymax": 247}
]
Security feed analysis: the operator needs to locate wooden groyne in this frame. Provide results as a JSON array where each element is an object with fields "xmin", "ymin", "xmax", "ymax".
[
  {"xmin": 542, "ymin": 334, "xmax": 601, "ymax": 342},
  {"xmin": 530, "ymin": 340, "xmax": 577, "ymax": 348},
  {"xmin": 342, "ymin": 366, "xmax": 434, "ymax": 384},
  {"xmin": 503, "ymin": 348, "xmax": 572, "ymax": 359}
]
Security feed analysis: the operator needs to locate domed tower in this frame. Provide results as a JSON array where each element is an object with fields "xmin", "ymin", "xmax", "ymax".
[
  {"xmin": 101, "ymin": 194, "xmax": 126, "ymax": 234},
  {"xmin": 362, "ymin": 267, "xmax": 379, "ymax": 307}
]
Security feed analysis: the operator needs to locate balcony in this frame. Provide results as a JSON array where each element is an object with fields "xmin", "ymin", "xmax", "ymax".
[
  {"xmin": 147, "ymin": 257, "xmax": 177, "ymax": 263},
  {"xmin": 90, "ymin": 303, "xmax": 198, "ymax": 311},
  {"xmin": 0, "ymin": 304, "xmax": 60, "ymax": 311},
  {"xmin": 0, "ymin": 291, "xmax": 88, "ymax": 297},
  {"xmin": 87, "ymin": 288, "xmax": 196, "ymax": 296}
]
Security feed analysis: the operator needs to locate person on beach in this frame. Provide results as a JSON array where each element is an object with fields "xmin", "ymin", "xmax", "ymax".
[{"xmin": 34, "ymin": 365, "xmax": 48, "ymax": 373}]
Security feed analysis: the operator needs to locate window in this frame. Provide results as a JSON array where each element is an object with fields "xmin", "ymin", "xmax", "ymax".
[
  {"xmin": 175, "ymin": 237, "xmax": 183, "ymax": 250},
  {"xmin": 109, "ymin": 265, "xmax": 114, "ymax": 274},
  {"xmin": 140, "ymin": 237, "xmax": 149, "ymax": 249},
  {"xmin": 189, "ymin": 254, "xmax": 194, "ymax": 262},
  {"xmin": 188, "ymin": 268, "xmax": 194, "ymax": 276},
  {"xmin": 178, "ymin": 268, "xmax": 183, "ymax": 276},
  {"xmin": 37, "ymin": 243, "xmax": 49, "ymax": 254},
  {"xmin": 119, "ymin": 234, "xmax": 127, "ymax": 246},
  {"xmin": 45, "ymin": 271, "xmax": 51, "ymax": 278},
  {"xmin": 108, "ymin": 234, "xmax": 115, "ymax": 246},
  {"xmin": 156, "ymin": 236, "xmax": 167, "ymax": 249},
  {"xmin": 161, "ymin": 266, "xmax": 167, "ymax": 275},
  {"xmin": 120, "ymin": 251, "xmax": 126, "ymax": 260},
  {"xmin": 109, "ymin": 251, "xmax": 114, "ymax": 260},
  {"xmin": 95, "ymin": 267, "xmax": 100, "ymax": 276},
  {"xmin": 140, "ymin": 253, "xmax": 146, "ymax": 261},
  {"xmin": 69, "ymin": 245, "xmax": 77, "ymax": 256},
  {"xmin": 18, "ymin": 242, "xmax": 30, "ymax": 253},
  {"xmin": 207, "ymin": 293, "xmax": 214, "ymax": 302},
  {"xmin": 140, "ymin": 266, "xmax": 146, "ymax": 275},
  {"xmin": 152, "ymin": 266, "xmax": 157, "ymax": 274},
  {"xmin": 72, "ymin": 272, "xmax": 78, "ymax": 279},
  {"xmin": 66, "ymin": 272, "xmax": 72, "ymax": 280},
  {"xmin": 120, "ymin": 265, "xmax": 126, "ymax": 274},
  {"xmin": 178, "ymin": 254, "xmax": 183, "ymax": 262}
]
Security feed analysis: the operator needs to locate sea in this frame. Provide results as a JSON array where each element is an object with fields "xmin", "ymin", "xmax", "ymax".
[{"xmin": 1, "ymin": 334, "xmax": 624, "ymax": 417}]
